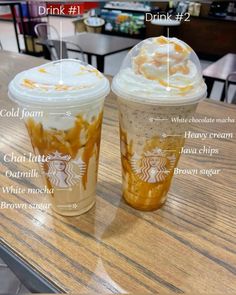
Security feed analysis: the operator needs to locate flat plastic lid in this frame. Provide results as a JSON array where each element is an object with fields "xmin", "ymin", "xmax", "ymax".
[
  {"xmin": 8, "ymin": 59, "xmax": 110, "ymax": 108},
  {"xmin": 112, "ymin": 36, "xmax": 207, "ymax": 105}
]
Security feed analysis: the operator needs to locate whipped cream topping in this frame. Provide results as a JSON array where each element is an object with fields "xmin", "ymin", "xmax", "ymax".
[
  {"xmin": 112, "ymin": 36, "xmax": 206, "ymax": 104},
  {"xmin": 9, "ymin": 59, "xmax": 110, "ymax": 107}
]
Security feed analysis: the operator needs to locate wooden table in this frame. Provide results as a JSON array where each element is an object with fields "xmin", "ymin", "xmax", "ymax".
[
  {"xmin": 0, "ymin": 51, "xmax": 236, "ymax": 294},
  {"xmin": 38, "ymin": 33, "xmax": 140, "ymax": 72},
  {"xmin": 203, "ymin": 53, "xmax": 236, "ymax": 101}
]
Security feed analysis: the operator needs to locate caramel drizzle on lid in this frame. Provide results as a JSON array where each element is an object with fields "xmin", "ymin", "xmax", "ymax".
[
  {"xmin": 76, "ymin": 66, "xmax": 103, "ymax": 79},
  {"xmin": 38, "ymin": 68, "xmax": 47, "ymax": 74},
  {"xmin": 21, "ymin": 79, "xmax": 93, "ymax": 91},
  {"xmin": 21, "ymin": 64, "xmax": 103, "ymax": 91},
  {"xmin": 22, "ymin": 79, "xmax": 35, "ymax": 89},
  {"xmin": 133, "ymin": 36, "xmax": 193, "ymax": 92}
]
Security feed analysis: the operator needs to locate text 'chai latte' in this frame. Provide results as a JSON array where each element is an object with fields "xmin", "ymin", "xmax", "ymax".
[{"xmin": 9, "ymin": 59, "xmax": 110, "ymax": 216}]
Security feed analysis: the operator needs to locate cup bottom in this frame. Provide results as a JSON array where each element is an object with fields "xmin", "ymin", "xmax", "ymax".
[
  {"xmin": 123, "ymin": 191, "xmax": 167, "ymax": 211},
  {"xmin": 51, "ymin": 198, "xmax": 95, "ymax": 217}
]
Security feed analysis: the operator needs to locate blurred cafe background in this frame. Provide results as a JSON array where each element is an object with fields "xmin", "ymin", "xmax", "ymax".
[
  {"xmin": 0, "ymin": 0, "xmax": 235, "ymax": 293},
  {"xmin": 0, "ymin": 0, "xmax": 235, "ymax": 102}
]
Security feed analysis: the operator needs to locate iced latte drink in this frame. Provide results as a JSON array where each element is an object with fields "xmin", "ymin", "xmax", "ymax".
[
  {"xmin": 9, "ymin": 59, "xmax": 109, "ymax": 216},
  {"xmin": 112, "ymin": 37, "xmax": 207, "ymax": 211}
]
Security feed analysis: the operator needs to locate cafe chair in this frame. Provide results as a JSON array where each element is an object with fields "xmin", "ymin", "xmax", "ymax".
[
  {"xmin": 34, "ymin": 23, "xmax": 60, "ymax": 41},
  {"xmin": 43, "ymin": 39, "xmax": 85, "ymax": 62},
  {"xmin": 0, "ymin": 257, "xmax": 29, "ymax": 293},
  {"xmin": 225, "ymin": 72, "xmax": 236, "ymax": 104}
]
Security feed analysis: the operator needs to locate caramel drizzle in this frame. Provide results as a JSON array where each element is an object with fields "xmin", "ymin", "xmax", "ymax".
[
  {"xmin": 133, "ymin": 36, "xmax": 193, "ymax": 92},
  {"xmin": 37, "ymin": 65, "xmax": 102, "ymax": 79},
  {"xmin": 22, "ymin": 79, "xmax": 35, "ymax": 89},
  {"xmin": 21, "ymin": 79, "xmax": 93, "ymax": 91},
  {"xmin": 26, "ymin": 112, "xmax": 103, "ymax": 190},
  {"xmin": 38, "ymin": 68, "xmax": 47, "ymax": 74},
  {"xmin": 76, "ymin": 66, "xmax": 103, "ymax": 79},
  {"xmin": 120, "ymin": 127, "xmax": 184, "ymax": 210}
]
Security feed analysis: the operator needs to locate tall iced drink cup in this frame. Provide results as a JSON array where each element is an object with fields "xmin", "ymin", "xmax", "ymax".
[
  {"xmin": 112, "ymin": 37, "xmax": 207, "ymax": 211},
  {"xmin": 8, "ymin": 59, "xmax": 109, "ymax": 216}
]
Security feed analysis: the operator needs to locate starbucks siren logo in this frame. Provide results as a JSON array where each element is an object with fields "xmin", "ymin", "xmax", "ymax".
[
  {"xmin": 131, "ymin": 148, "xmax": 176, "ymax": 183},
  {"xmin": 42, "ymin": 151, "xmax": 86, "ymax": 188}
]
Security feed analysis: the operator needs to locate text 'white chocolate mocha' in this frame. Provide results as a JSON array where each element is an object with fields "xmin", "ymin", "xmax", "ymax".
[{"xmin": 112, "ymin": 36, "xmax": 207, "ymax": 211}]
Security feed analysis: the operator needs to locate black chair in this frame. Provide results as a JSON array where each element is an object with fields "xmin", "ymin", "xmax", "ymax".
[
  {"xmin": 43, "ymin": 39, "xmax": 85, "ymax": 62},
  {"xmin": 34, "ymin": 23, "xmax": 59, "ymax": 41},
  {"xmin": 34, "ymin": 23, "xmax": 85, "ymax": 62},
  {"xmin": 225, "ymin": 72, "xmax": 236, "ymax": 104}
]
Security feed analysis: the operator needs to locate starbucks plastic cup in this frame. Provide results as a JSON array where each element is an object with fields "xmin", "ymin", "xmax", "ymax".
[
  {"xmin": 8, "ymin": 59, "xmax": 110, "ymax": 216},
  {"xmin": 112, "ymin": 36, "xmax": 207, "ymax": 211}
]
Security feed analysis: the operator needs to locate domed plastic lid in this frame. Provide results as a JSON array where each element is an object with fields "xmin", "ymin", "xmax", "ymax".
[
  {"xmin": 9, "ymin": 59, "xmax": 110, "ymax": 108},
  {"xmin": 112, "ymin": 36, "xmax": 207, "ymax": 105}
]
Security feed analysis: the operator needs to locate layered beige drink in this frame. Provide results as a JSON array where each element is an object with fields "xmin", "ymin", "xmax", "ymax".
[
  {"xmin": 112, "ymin": 36, "xmax": 207, "ymax": 211},
  {"xmin": 8, "ymin": 59, "xmax": 109, "ymax": 216}
]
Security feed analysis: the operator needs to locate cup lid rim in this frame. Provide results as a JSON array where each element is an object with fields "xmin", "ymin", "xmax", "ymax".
[
  {"xmin": 8, "ymin": 59, "xmax": 110, "ymax": 107},
  {"xmin": 112, "ymin": 75, "xmax": 207, "ymax": 106}
]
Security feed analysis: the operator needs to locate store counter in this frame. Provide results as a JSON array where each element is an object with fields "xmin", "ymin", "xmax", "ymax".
[{"xmin": 146, "ymin": 14, "xmax": 236, "ymax": 59}]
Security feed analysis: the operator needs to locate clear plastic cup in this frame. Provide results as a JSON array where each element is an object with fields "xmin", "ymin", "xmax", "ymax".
[
  {"xmin": 8, "ymin": 59, "xmax": 110, "ymax": 216},
  {"xmin": 112, "ymin": 36, "xmax": 207, "ymax": 211}
]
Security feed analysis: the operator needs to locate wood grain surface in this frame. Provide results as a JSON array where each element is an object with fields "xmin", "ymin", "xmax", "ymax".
[{"xmin": 0, "ymin": 51, "xmax": 236, "ymax": 294}]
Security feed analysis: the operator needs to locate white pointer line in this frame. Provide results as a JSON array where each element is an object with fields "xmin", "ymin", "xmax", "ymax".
[
  {"xmin": 164, "ymin": 135, "xmax": 183, "ymax": 137},
  {"xmin": 151, "ymin": 118, "xmax": 169, "ymax": 121},
  {"xmin": 49, "ymin": 112, "xmax": 68, "ymax": 115},
  {"xmin": 56, "ymin": 188, "xmax": 72, "ymax": 191},
  {"xmin": 59, "ymin": 20, "xmax": 63, "ymax": 83},
  {"xmin": 167, "ymin": 27, "xmax": 170, "ymax": 90},
  {"xmin": 162, "ymin": 150, "xmax": 177, "ymax": 152}
]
